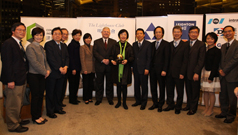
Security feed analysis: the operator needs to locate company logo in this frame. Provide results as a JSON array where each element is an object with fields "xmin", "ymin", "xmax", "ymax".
[
  {"xmin": 208, "ymin": 18, "xmax": 224, "ymax": 24},
  {"xmin": 174, "ymin": 21, "xmax": 196, "ymax": 41},
  {"xmin": 144, "ymin": 23, "xmax": 156, "ymax": 40},
  {"xmin": 213, "ymin": 28, "xmax": 224, "ymax": 37},
  {"xmin": 27, "ymin": 23, "xmax": 44, "ymax": 42}
]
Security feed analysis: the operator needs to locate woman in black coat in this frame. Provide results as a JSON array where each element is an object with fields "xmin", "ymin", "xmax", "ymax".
[
  {"xmin": 68, "ymin": 29, "xmax": 82, "ymax": 105},
  {"xmin": 110, "ymin": 29, "xmax": 134, "ymax": 110}
]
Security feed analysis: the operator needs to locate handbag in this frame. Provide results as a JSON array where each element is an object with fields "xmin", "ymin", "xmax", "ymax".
[{"xmin": 23, "ymin": 87, "xmax": 31, "ymax": 106}]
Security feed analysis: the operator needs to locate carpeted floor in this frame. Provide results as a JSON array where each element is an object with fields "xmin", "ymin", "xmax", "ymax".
[{"xmin": 0, "ymin": 98, "xmax": 237, "ymax": 135}]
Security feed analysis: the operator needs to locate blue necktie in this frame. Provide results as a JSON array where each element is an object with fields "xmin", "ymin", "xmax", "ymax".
[
  {"xmin": 58, "ymin": 43, "xmax": 61, "ymax": 50},
  {"xmin": 174, "ymin": 41, "xmax": 178, "ymax": 47},
  {"xmin": 155, "ymin": 41, "xmax": 159, "ymax": 50},
  {"xmin": 138, "ymin": 42, "xmax": 142, "ymax": 48}
]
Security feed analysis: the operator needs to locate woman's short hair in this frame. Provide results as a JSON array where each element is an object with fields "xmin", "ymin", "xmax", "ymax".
[
  {"xmin": 83, "ymin": 33, "xmax": 92, "ymax": 44},
  {"xmin": 31, "ymin": 27, "xmax": 45, "ymax": 39},
  {"xmin": 72, "ymin": 29, "xmax": 82, "ymax": 36},
  {"xmin": 118, "ymin": 29, "xmax": 129, "ymax": 39},
  {"xmin": 205, "ymin": 32, "xmax": 218, "ymax": 44}
]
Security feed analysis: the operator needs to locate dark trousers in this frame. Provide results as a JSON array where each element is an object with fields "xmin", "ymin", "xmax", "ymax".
[
  {"xmin": 220, "ymin": 78, "xmax": 238, "ymax": 120},
  {"xmin": 134, "ymin": 71, "xmax": 148, "ymax": 106},
  {"xmin": 166, "ymin": 75, "xmax": 184, "ymax": 109},
  {"xmin": 150, "ymin": 68, "xmax": 166, "ymax": 107},
  {"xmin": 95, "ymin": 71, "xmax": 113, "ymax": 101},
  {"xmin": 60, "ymin": 72, "xmax": 68, "ymax": 105},
  {"xmin": 185, "ymin": 78, "xmax": 201, "ymax": 112},
  {"xmin": 28, "ymin": 73, "xmax": 45, "ymax": 121},
  {"xmin": 45, "ymin": 77, "xmax": 64, "ymax": 115},
  {"xmin": 116, "ymin": 83, "xmax": 127, "ymax": 104},
  {"xmin": 82, "ymin": 73, "xmax": 94, "ymax": 101},
  {"xmin": 68, "ymin": 71, "xmax": 80, "ymax": 103}
]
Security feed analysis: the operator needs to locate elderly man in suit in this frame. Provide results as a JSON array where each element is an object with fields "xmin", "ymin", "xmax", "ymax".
[
  {"xmin": 164, "ymin": 26, "xmax": 189, "ymax": 114},
  {"xmin": 149, "ymin": 26, "xmax": 170, "ymax": 112},
  {"xmin": 183, "ymin": 26, "xmax": 206, "ymax": 115},
  {"xmin": 45, "ymin": 27, "xmax": 69, "ymax": 118},
  {"xmin": 1, "ymin": 22, "xmax": 29, "ymax": 132},
  {"xmin": 93, "ymin": 27, "xmax": 117, "ymax": 105},
  {"xmin": 132, "ymin": 28, "xmax": 152, "ymax": 110},
  {"xmin": 215, "ymin": 25, "xmax": 238, "ymax": 123}
]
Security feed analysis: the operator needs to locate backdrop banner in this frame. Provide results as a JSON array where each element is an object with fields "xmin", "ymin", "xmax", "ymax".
[
  {"xmin": 167, "ymin": 14, "xmax": 203, "ymax": 42},
  {"xmin": 205, "ymin": 13, "xmax": 238, "ymax": 48},
  {"xmin": 135, "ymin": 16, "xmax": 168, "ymax": 41}
]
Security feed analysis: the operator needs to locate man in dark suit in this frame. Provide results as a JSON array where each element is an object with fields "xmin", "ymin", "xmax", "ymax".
[
  {"xmin": 93, "ymin": 27, "xmax": 117, "ymax": 105},
  {"xmin": 60, "ymin": 28, "xmax": 69, "ymax": 107},
  {"xmin": 45, "ymin": 27, "xmax": 69, "ymax": 118},
  {"xmin": 149, "ymin": 26, "xmax": 170, "ymax": 112},
  {"xmin": 215, "ymin": 25, "xmax": 238, "ymax": 123},
  {"xmin": 164, "ymin": 26, "xmax": 189, "ymax": 114},
  {"xmin": 1, "ymin": 22, "xmax": 29, "ymax": 133},
  {"xmin": 132, "ymin": 28, "xmax": 152, "ymax": 110},
  {"xmin": 183, "ymin": 26, "xmax": 206, "ymax": 115}
]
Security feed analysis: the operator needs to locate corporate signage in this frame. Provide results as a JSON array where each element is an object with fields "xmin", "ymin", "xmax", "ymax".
[{"xmin": 206, "ymin": 13, "xmax": 238, "ymax": 48}]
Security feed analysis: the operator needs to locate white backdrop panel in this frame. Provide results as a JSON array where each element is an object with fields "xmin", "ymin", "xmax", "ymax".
[{"xmin": 205, "ymin": 13, "xmax": 238, "ymax": 48}]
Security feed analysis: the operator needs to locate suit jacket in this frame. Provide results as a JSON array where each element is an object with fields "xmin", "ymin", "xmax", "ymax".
[
  {"xmin": 80, "ymin": 44, "xmax": 95, "ymax": 73},
  {"xmin": 220, "ymin": 39, "xmax": 238, "ymax": 82},
  {"xmin": 68, "ymin": 39, "xmax": 81, "ymax": 72},
  {"xmin": 151, "ymin": 39, "xmax": 170, "ymax": 74},
  {"xmin": 133, "ymin": 40, "xmax": 152, "ymax": 74},
  {"xmin": 26, "ymin": 41, "xmax": 51, "ymax": 76},
  {"xmin": 168, "ymin": 40, "xmax": 189, "ymax": 79},
  {"xmin": 93, "ymin": 38, "xmax": 117, "ymax": 73},
  {"xmin": 187, "ymin": 40, "xmax": 206, "ymax": 80},
  {"xmin": 1, "ymin": 37, "xmax": 27, "ymax": 85},
  {"xmin": 45, "ymin": 40, "xmax": 69, "ymax": 79}
]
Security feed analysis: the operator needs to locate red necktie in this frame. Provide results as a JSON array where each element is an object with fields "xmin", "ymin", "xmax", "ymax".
[{"xmin": 105, "ymin": 39, "xmax": 107, "ymax": 49}]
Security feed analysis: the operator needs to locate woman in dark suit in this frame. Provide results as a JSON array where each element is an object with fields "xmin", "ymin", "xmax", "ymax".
[
  {"xmin": 80, "ymin": 33, "xmax": 95, "ymax": 104},
  {"xmin": 26, "ymin": 27, "xmax": 51, "ymax": 124},
  {"xmin": 110, "ymin": 29, "xmax": 134, "ymax": 110},
  {"xmin": 68, "ymin": 29, "xmax": 82, "ymax": 105},
  {"xmin": 201, "ymin": 32, "xmax": 221, "ymax": 116}
]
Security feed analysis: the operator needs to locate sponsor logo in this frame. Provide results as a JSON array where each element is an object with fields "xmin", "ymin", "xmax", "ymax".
[
  {"xmin": 174, "ymin": 21, "xmax": 196, "ymax": 41},
  {"xmin": 26, "ymin": 23, "xmax": 44, "ymax": 42},
  {"xmin": 208, "ymin": 18, "xmax": 224, "ymax": 24},
  {"xmin": 213, "ymin": 28, "xmax": 224, "ymax": 37},
  {"xmin": 144, "ymin": 23, "xmax": 156, "ymax": 40}
]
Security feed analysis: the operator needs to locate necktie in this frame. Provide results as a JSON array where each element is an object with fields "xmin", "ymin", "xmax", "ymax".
[
  {"xmin": 155, "ymin": 41, "xmax": 159, "ymax": 50},
  {"xmin": 58, "ymin": 43, "xmax": 61, "ymax": 50},
  {"xmin": 174, "ymin": 41, "xmax": 178, "ymax": 47},
  {"xmin": 19, "ymin": 41, "xmax": 26, "ymax": 61},
  {"xmin": 226, "ymin": 43, "xmax": 230, "ymax": 51},
  {"xmin": 138, "ymin": 42, "xmax": 142, "ymax": 48},
  {"xmin": 190, "ymin": 41, "xmax": 193, "ymax": 47},
  {"xmin": 105, "ymin": 39, "xmax": 107, "ymax": 49}
]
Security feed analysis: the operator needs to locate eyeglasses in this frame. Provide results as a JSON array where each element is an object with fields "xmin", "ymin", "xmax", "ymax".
[{"xmin": 16, "ymin": 29, "xmax": 26, "ymax": 32}]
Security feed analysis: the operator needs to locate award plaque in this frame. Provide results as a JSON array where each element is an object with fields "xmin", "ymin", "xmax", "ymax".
[{"xmin": 117, "ymin": 54, "xmax": 123, "ymax": 64}]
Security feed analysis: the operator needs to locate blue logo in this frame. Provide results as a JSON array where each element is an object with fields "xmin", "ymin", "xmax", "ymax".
[
  {"xmin": 174, "ymin": 21, "xmax": 196, "ymax": 41},
  {"xmin": 144, "ymin": 23, "xmax": 156, "ymax": 40},
  {"xmin": 208, "ymin": 18, "xmax": 224, "ymax": 24}
]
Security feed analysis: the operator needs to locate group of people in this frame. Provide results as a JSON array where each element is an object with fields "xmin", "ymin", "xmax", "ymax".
[{"xmin": 1, "ymin": 22, "xmax": 237, "ymax": 133}]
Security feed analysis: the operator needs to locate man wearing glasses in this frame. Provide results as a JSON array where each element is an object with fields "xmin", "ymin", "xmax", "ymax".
[
  {"xmin": 1, "ymin": 22, "xmax": 29, "ymax": 132},
  {"xmin": 216, "ymin": 25, "xmax": 238, "ymax": 123}
]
